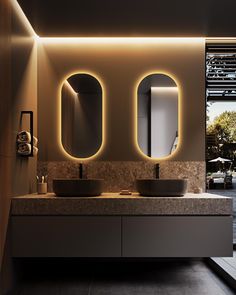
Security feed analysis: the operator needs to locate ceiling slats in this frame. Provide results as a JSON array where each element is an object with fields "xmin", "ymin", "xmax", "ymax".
[{"xmin": 206, "ymin": 44, "xmax": 236, "ymax": 101}]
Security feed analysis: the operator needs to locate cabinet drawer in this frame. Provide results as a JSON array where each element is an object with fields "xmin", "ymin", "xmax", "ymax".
[
  {"xmin": 11, "ymin": 216, "xmax": 121, "ymax": 257},
  {"xmin": 122, "ymin": 216, "xmax": 232, "ymax": 257}
]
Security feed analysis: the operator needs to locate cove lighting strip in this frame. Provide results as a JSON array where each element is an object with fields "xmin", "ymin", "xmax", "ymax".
[{"xmin": 38, "ymin": 37, "xmax": 204, "ymax": 43}]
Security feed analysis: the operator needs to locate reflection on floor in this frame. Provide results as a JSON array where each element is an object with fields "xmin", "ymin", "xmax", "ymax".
[
  {"xmin": 210, "ymin": 251, "xmax": 236, "ymax": 291},
  {"xmin": 11, "ymin": 259, "xmax": 234, "ymax": 295}
]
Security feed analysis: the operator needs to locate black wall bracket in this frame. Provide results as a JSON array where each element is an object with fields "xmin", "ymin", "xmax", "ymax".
[{"xmin": 18, "ymin": 111, "xmax": 34, "ymax": 157}]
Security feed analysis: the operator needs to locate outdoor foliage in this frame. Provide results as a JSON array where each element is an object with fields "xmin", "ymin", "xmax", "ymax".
[{"xmin": 207, "ymin": 111, "xmax": 236, "ymax": 165}]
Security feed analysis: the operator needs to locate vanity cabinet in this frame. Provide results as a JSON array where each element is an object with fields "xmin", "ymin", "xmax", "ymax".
[
  {"xmin": 11, "ymin": 215, "xmax": 232, "ymax": 258},
  {"xmin": 122, "ymin": 216, "xmax": 232, "ymax": 257},
  {"xmin": 11, "ymin": 216, "xmax": 121, "ymax": 257}
]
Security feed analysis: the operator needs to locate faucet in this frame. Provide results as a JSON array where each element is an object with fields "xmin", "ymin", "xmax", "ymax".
[
  {"xmin": 79, "ymin": 163, "xmax": 83, "ymax": 179},
  {"xmin": 155, "ymin": 163, "xmax": 160, "ymax": 179}
]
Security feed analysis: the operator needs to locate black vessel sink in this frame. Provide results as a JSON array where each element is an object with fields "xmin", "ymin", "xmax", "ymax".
[
  {"xmin": 136, "ymin": 179, "xmax": 188, "ymax": 197},
  {"xmin": 53, "ymin": 179, "xmax": 103, "ymax": 197}
]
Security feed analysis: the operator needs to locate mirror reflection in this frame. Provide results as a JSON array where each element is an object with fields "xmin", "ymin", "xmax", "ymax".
[
  {"xmin": 61, "ymin": 73, "xmax": 102, "ymax": 158},
  {"xmin": 138, "ymin": 74, "xmax": 179, "ymax": 158}
]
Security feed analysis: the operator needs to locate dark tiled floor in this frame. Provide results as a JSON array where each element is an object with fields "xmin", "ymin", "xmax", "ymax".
[{"xmin": 11, "ymin": 259, "xmax": 235, "ymax": 295}]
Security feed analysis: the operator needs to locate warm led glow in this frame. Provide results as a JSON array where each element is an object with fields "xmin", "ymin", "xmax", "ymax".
[
  {"xmin": 207, "ymin": 37, "xmax": 236, "ymax": 40},
  {"xmin": 151, "ymin": 87, "xmax": 178, "ymax": 92},
  {"xmin": 134, "ymin": 72, "xmax": 182, "ymax": 161},
  {"xmin": 65, "ymin": 80, "xmax": 77, "ymax": 95},
  {"xmin": 58, "ymin": 72, "xmax": 105, "ymax": 161},
  {"xmin": 12, "ymin": 0, "xmax": 37, "ymax": 37},
  {"xmin": 34, "ymin": 34, "xmax": 41, "ymax": 42},
  {"xmin": 39, "ymin": 37, "xmax": 205, "ymax": 44}
]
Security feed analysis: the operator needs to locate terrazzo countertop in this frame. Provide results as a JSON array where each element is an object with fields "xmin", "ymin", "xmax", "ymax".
[{"xmin": 11, "ymin": 193, "xmax": 232, "ymax": 216}]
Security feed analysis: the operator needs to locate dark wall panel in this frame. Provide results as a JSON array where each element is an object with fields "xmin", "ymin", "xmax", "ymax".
[
  {"xmin": 0, "ymin": 0, "xmax": 12, "ymax": 275},
  {"xmin": 11, "ymin": 10, "xmax": 38, "ymax": 196}
]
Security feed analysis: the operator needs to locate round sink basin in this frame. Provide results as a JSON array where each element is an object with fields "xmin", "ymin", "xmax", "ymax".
[
  {"xmin": 136, "ymin": 179, "xmax": 188, "ymax": 197},
  {"xmin": 53, "ymin": 179, "xmax": 104, "ymax": 197}
]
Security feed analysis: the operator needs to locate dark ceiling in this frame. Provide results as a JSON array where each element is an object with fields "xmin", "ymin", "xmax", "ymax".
[{"xmin": 18, "ymin": 0, "xmax": 236, "ymax": 37}]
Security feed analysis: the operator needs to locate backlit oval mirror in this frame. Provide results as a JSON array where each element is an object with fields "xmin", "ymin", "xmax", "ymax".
[
  {"xmin": 137, "ymin": 74, "xmax": 179, "ymax": 159},
  {"xmin": 61, "ymin": 73, "xmax": 102, "ymax": 158}
]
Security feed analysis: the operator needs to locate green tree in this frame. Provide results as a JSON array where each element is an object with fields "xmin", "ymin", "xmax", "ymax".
[
  {"xmin": 207, "ymin": 111, "xmax": 236, "ymax": 162},
  {"xmin": 207, "ymin": 111, "xmax": 236, "ymax": 141}
]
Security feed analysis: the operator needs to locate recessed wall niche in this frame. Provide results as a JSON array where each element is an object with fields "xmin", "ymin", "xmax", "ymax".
[
  {"xmin": 61, "ymin": 73, "xmax": 103, "ymax": 159},
  {"xmin": 137, "ymin": 73, "xmax": 179, "ymax": 159}
]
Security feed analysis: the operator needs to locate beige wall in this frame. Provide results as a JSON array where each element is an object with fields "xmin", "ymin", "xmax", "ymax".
[{"xmin": 38, "ymin": 39, "xmax": 205, "ymax": 162}]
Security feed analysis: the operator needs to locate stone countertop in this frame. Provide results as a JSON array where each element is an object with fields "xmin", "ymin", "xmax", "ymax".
[{"xmin": 11, "ymin": 193, "xmax": 232, "ymax": 216}]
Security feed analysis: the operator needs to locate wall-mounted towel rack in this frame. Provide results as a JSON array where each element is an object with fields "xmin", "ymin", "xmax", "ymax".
[{"xmin": 18, "ymin": 111, "xmax": 34, "ymax": 157}]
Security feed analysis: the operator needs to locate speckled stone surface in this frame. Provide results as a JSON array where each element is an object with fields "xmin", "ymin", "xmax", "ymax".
[
  {"xmin": 160, "ymin": 161, "xmax": 206, "ymax": 192},
  {"xmin": 86, "ymin": 161, "xmax": 155, "ymax": 192},
  {"xmin": 37, "ymin": 161, "xmax": 205, "ymax": 193},
  {"xmin": 11, "ymin": 193, "xmax": 232, "ymax": 216}
]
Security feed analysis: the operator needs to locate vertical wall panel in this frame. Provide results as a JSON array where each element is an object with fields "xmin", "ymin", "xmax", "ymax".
[{"xmin": 0, "ymin": 0, "xmax": 12, "ymax": 271}]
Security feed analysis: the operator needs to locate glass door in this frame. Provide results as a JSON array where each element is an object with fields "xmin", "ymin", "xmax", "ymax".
[{"xmin": 206, "ymin": 41, "xmax": 236, "ymax": 245}]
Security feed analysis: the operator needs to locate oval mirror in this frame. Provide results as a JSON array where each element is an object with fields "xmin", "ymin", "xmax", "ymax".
[
  {"xmin": 61, "ymin": 73, "xmax": 103, "ymax": 158},
  {"xmin": 137, "ymin": 73, "xmax": 179, "ymax": 159}
]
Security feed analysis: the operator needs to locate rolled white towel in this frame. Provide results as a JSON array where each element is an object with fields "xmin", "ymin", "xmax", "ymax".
[
  {"xmin": 33, "ymin": 146, "xmax": 38, "ymax": 156},
  {"xmin": 17, "ymin": 131, "xmax": 31, "ymax": 143},
  {"xmin": 33, "ymin": 136, "xmax": 38, "ymax": 147},
  {"xmin": 17, "ymin": 143, "xmax": 31, "ymax": 155}
]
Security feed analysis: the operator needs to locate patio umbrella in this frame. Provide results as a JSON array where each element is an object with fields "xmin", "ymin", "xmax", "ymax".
[{"xmin": 208, "ymin": 157, "xmax": 232, "ymax": 163}]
